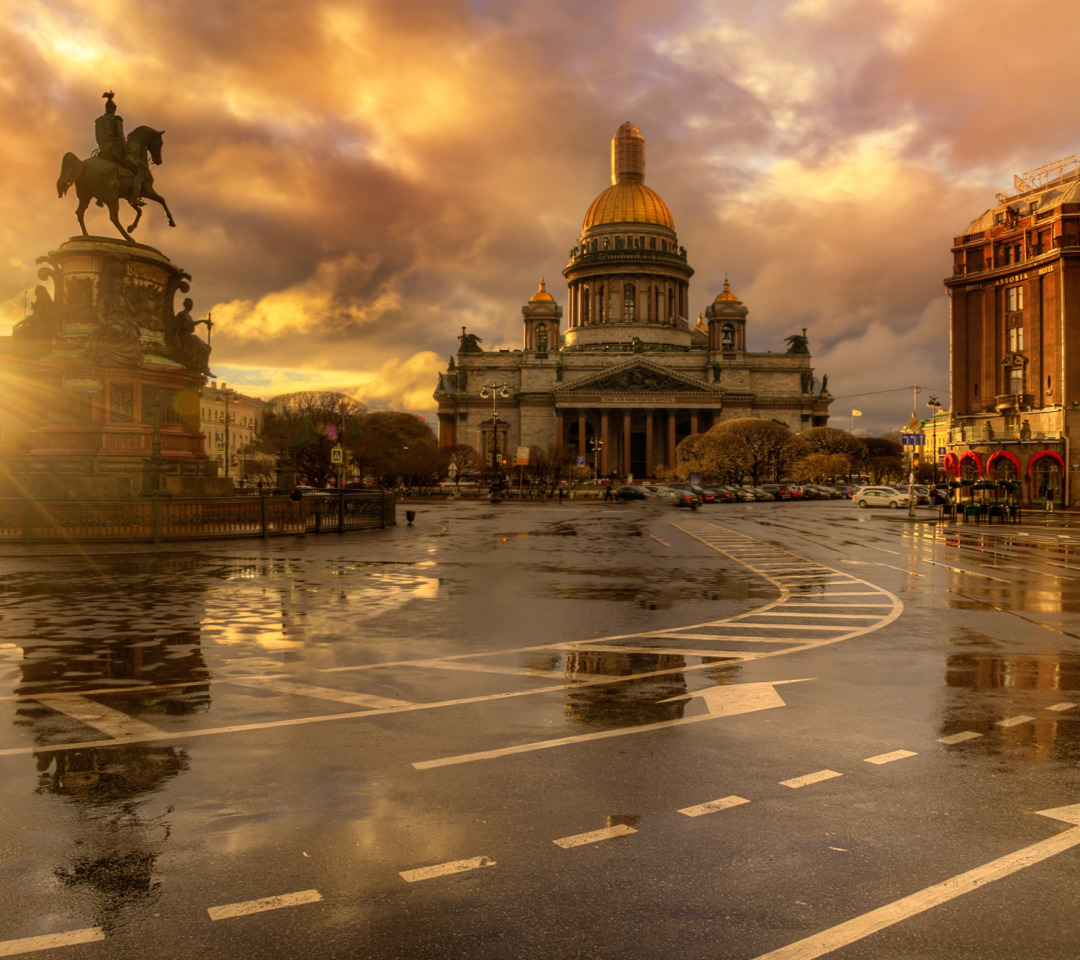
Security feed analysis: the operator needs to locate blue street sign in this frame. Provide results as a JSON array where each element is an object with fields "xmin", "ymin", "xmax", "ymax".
[
  {"xmin": 901, "ymin": 434, "xmax": 926, "ymax": 445},
  {"xmin": 938, "ymin": 447, "xmax": 946, "ymax": 456}
]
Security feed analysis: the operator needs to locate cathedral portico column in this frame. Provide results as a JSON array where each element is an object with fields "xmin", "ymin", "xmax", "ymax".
[
  {"xmin": 577, "ymin": 410, "xmax": 587, "ymax": 458},
  {"xmin": 600, "ymin": 411, "xmax": 610, "ymax": 476},
  {"xmin": 623, "ymin": 410, "xmax": 632, "ymax": 477},
  {"xmin": 645, "ymin": 411, "xmax": 654, "ymax": 477},
  {"xmin": 690, "ymin": 411, "xmax": 699, "ymax": 435},
  {"xmin": 666, "ymin": 410, "xmax": 676, "ymax": 468},
  {"xmin": 556, "ymin": 412, "xmax": 564, "ymax": 449}
]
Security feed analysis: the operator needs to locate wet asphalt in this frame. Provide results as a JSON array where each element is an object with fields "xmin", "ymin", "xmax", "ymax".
[{"xmin": 2, "ymin": 499, "xmax": 1080, "ymax": 959}]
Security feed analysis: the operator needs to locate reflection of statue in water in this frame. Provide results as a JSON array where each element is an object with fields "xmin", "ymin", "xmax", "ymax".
[
  {"xmin": 170, "ymin": 298, "xmax": 212, "ymax": 375},
  {"xmin": 57, "ymin": 91, "xmax": 175, "ymax": 243}
]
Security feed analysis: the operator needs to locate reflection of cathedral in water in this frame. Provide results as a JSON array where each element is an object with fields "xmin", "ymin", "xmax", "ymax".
[{"xmin": 563, "ymin": 651, "xmax": 689, "ymax": 726}]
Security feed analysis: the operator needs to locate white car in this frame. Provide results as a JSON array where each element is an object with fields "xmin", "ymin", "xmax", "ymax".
[{"xmin": 853, "ymin": 486, "xmax": 910, "ymax": 509}]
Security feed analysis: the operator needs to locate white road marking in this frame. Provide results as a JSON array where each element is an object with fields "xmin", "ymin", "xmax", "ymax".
[
  {"xmin": 416, "ymin": 680, "xmax": 808, "ymax": 769},
  {"xmin": 938, "ymin": 731, "xmax": 982, "ymax": 744},
  {"xmin": 650, "ymin": 535, "xmax": 670, "ymax": 547},
  {"xmin": 37, "ymin": 695, "xmax": 165, "ymax": 740},
  {"xmin": 399, "ymin": 856, "xmax": 495, "ymax": 883},
  {"xmin": 230, "ymin": 678, "xmax": 410, "ymax": 709},
  {"xmin": 864, "ymin": 749, "xmax": 917, "ymax": 765},
  {"xmin": 750, "ymin": 803, "xmax": 1080, "ymax": 960},
  {"xmin": 678, "ymin": 795, "xmax": 749, "ymax": 817},
  {"xmin": 553, "ymin": 825, "xmax": 637, "ymax": 848},
  {"xmin": 1047, "ymin": 702, "xmax": 1076, "ymax": 712},
  {"xmin": 207, "ymin": 889, "xmax": 322, "ymax": 920},
  {"xmin": 997, "ymin": 715, "xmax": 1035, "ymax": 727},
  {"xmin": 0, "ymin": 928, "xmax": 104, "ymax": 956},
  {"xmin": 781, "ymin": 770, "xmax": 842, "ymax": 789}
]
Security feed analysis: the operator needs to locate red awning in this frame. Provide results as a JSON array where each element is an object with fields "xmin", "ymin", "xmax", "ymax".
[
  {"xmin": 1027, "ymin": 450, "xmax": 1066, "ymax": 476},
  {"xmin": 987, "ymin": 450, "xmax": 1021, "ymax": 475},
  {"xmin": 959, "ymin": 451, "xmax": 983, "ymax": 477}
]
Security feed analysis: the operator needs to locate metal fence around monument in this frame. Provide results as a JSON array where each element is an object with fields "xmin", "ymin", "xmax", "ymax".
[{"xmin": 0, "ymin": 491, "xmax": 395, "ymax": 544}]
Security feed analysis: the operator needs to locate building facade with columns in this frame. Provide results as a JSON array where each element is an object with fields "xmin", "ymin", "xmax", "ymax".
[
  {"xmin": 944, "ymin": 156, "xmax": 1080, "ymax": 507},
  {"xmin": 435, "ymin": 123, "xmax": 830, "ymax": 479}
]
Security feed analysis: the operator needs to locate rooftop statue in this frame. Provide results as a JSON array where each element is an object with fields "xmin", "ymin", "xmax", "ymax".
[{"xmin": 57, "ymin": 92, "xmax": 175, "ymax": 244}]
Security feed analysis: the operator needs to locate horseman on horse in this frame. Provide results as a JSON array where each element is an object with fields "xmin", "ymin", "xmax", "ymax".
[
  {"xmin": 57, "ymin": 91, "xmax": 174, "ymax": 243},
  {"xmin": 94, "ymin": 91, "xmax": 144, "ymax": 206}
]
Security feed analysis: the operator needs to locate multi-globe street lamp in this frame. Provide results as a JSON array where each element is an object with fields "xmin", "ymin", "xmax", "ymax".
[
  {"xmin": 589, "ymin": 436, "xmax": 604, "ymax": 482},
  {"xmin": 479, "ymin": 382, "xmax": 510, "ymax": 473},
  {"xmin": 927, "ymin": 395, "xmax": 942, "ymax": 484}
]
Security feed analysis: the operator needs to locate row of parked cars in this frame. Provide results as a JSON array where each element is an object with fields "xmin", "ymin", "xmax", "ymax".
[
  {"xmin": 613, "ymin": 482, "xmax": 857, "ymax": 508},
  {"xmin": 613, "ymin": 481, "xmax": 949, "ymax": 510}
]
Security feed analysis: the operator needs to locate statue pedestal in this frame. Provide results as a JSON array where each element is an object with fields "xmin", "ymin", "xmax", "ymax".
[{"xmin": 1, "ymin": 236, "xmax": 229, "ymax": 498}]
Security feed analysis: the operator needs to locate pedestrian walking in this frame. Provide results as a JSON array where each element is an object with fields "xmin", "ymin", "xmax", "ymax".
[
  {"xmin": 1046, "ymin": 487, "xmax": 1055, "ymax": 512},
  {"xmin": 558, "ymin": 487, "xmax": 565, "ymax": 505}
]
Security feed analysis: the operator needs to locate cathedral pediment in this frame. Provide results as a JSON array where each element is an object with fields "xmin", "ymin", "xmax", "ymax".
[{"xmin": 555, "ymin": 360, "xmax": 717, "ymax": 395}]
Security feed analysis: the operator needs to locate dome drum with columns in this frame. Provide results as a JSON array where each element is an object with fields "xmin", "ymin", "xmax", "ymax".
[{"xmin": 435, "ymin": 123, "xmax": 830, "ymax": 479}]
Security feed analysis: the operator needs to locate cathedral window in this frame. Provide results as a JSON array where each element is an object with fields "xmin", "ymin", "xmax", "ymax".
[
  {"xmin": 624, "ymin": 283, "xmax": 635, "ymax": 320},
  {"xmin": 603, "ymin": 237, "xmax": 610, "ymax": 250},
  {"xmin": 536, "ymin": 324, "xmax": 548, "ymax": 352},
  {"xmin": 721, "ymin": 324, "xmax": 735, "ymax": 348},
  {"xmin": 649, "ymin": 237, "xmax": 656, "ymax": 250}
]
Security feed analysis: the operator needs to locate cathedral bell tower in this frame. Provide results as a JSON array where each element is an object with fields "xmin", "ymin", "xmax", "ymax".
[
  {"xmin": 522, "ymin": 278, "xmax": 562, "ymax": 356},
  {"xmin": 705, "ymin": 278, "xmax": 749, "ymax": 353}
]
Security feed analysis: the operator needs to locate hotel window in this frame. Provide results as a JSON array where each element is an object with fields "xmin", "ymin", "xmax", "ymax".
[
  {"xmin": 1009, "ymin": 368, "xmax": 1024, "ymax": 395},
  {"xmin": 1008, "ymin": 326, "xmax": 1024, "ymax": 352},
  {"xmin": 1006, "ymin": 285, "xmax": 1024, "ymax": 311}
]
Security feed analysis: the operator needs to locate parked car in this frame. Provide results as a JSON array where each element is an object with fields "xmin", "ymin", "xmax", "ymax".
[
  {"xmin": 704, "ymin": 485, "xmax": 736, "ymax": 503},
  {"xmin": 615, "ymin": 484, "xmax": 651, "ymax": 501},
  {"xmin": 750, "ymin": 486, "xmax": 775, "ymax": 501},
  {"xmin": 759, "ymin": 484, "xmax": 792, "ymax": 500},
  {"xmin": 852, "ymin": 486, "xmax": 910, "ymax": 509},
  {"xmin": 652, "ymin": 485, "xmax": 701, "ymax": 509},
  {"xmin": 783, "ymin": 484, "xmax": 807, "ymax": 500},
  {"xmin": 729, "ymin": 486, "xmax": 757, "ymax": 501},
  {"xmin": 669, "ymin": 482, "xmax": 711, "ymax": 503},
  {"xmin": 833, "ymin": 483, "xmax": 858, "ymax": 497},
  {"xmin": 806, "ymin": 484, "xmax": 838, "ymax": 500}
]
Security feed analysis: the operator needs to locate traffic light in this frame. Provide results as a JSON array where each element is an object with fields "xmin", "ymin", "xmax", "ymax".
[{"xmin": 912, "ymin": 454, "xmax": 920, "ymax": 466}]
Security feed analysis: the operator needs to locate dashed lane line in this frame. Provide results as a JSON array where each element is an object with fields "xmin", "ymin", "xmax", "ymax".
[
  {"xmin": 781, "ymin": 770, "xmax": 842, "ymax": 789},
  {"xmin": 553, "ymin": 825, "xmax": 637, "ymax": 848},
  {"xmin": 207, "ymin": 889, "xmax": 322, "ymax": 921},
  {"xmin": 997, "ymin": 715, "xmax": 1035, "ymax": 727},
  {"xmin": 1048, "ymin": 703, "xmax": 1077, "ymax": 712},
  {"xmin": 864, "ymin": 750, "xmax": 918, "ymax": 765},
  {"xmin": 678, "ymin": 796, "xmax": 749, "ymax": 817},
  {"xmin": 0, "ymin": 928, "xmax": 104, "ymax": 956},
  {"xmin": 938, "ymin": 732, "xmax": 981, "ymax": 743},
  {"xmin": 399, "ymin": 857, "xmax": 495, "ymax": 883}
]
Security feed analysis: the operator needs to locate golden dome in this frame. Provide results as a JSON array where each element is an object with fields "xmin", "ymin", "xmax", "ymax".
[
  {"xmin": 583, "ymin": 181, "xmax": 674, "ymax": 229},
  {"xmin": 581, "ymin": 123, "xmax": 675, "ymax": 230},
  {"xmin": 529, "ymin": 278, "xmax": 555, "ymax": 302},
  {"xmin": 715, "ymin": 278, "xmax": 740, "ymax": 302}
]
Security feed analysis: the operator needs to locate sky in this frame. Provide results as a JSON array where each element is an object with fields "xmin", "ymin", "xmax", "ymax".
[{"xmin": 4, "ymin": 0, "xmax": 1080, "ymax": 436}]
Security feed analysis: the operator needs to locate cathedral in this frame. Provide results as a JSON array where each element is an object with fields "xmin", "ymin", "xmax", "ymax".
[{"xmin": 434, "ymin": 122, "xmax": 830, "ymax": 479}]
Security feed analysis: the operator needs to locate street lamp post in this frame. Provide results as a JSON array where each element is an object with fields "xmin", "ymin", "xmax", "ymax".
[
  {"xmin": 479, "ymin": 382, "xmax": 510, "ymax": 474},
  {"xmin": 589, "ymin": 436, "xmax": 604, "ymax": 482},
  {"xmin": 927, "ymin": 395, "xmax": 941, "ymax": 485}
]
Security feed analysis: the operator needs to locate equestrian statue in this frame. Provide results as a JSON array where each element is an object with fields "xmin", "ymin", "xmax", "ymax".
[{"xmin": 57, "ymin": 91, "xmax": 175, "ymax": 243}]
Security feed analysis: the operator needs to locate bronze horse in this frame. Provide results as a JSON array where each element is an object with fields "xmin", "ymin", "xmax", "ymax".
[{"xmin": 57, "ymin": 126, "xmax": 175, "ymax": 243}]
